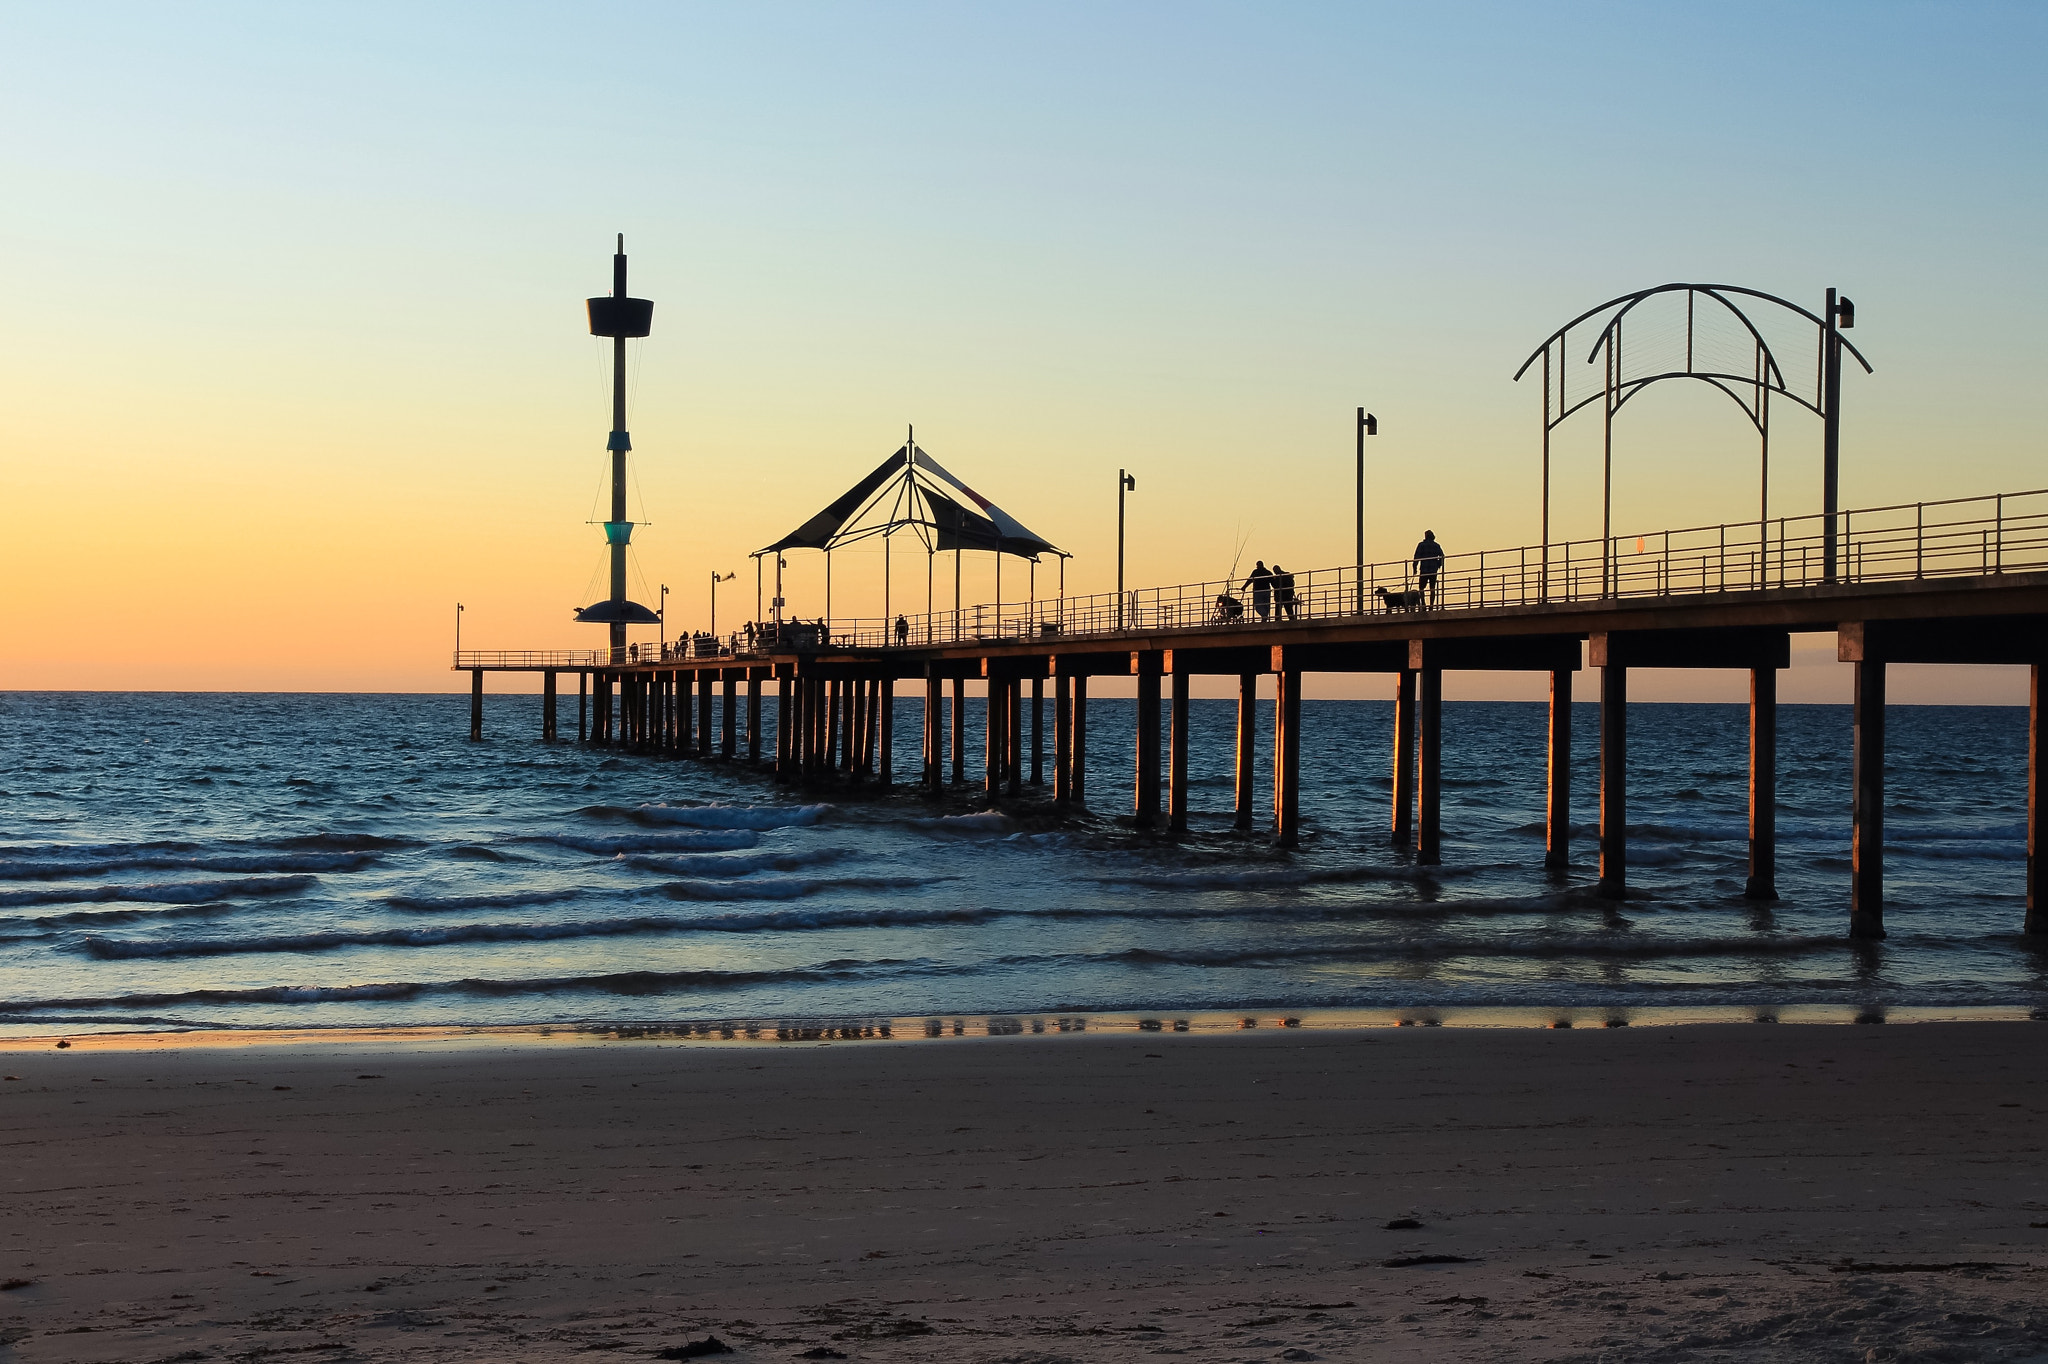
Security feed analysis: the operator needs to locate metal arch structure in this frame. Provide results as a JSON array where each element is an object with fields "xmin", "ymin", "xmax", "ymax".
[{"xmin": 1513, "ymin": 283, "xmax": 1872, "ymax": 596}]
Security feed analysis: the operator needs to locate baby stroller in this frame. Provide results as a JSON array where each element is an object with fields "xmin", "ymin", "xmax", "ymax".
[{"xmin": 1212, "ymin": 592, "xmax": 1246, "ymax": 624}]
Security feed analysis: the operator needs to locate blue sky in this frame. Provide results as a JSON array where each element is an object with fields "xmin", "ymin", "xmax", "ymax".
[{"xmin": 2, "ymin": 2, "xmax": 2042, "ymax": 694}]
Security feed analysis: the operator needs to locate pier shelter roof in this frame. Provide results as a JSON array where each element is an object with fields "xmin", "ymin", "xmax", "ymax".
[{"xmin": 756, "ymin": 443, "xmax": 1066, "ymax": 562}]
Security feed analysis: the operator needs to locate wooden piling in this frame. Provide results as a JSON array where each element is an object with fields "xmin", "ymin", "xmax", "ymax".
[
  {"xmin": 699, "ymin": 671, "xmax": 715, "ymax": 759},
  {"xmin": 1545, "ymin": 667, "xmax": 1570, "ymax": 868},
  {"xmin": 1134, "ymin": 652, "xmax": 1162, "ymax": 828},
  {"xmin": 1234, "ymin": 673, "xmax": 1257, "ymax": 831},
  {"xmin": 722, "ymin": 674, "xmax": 738, "ymax": 759},
  {"xmin": 470, "ymin": 669, "xmax": 483, "ymax": 741},
  {"xmin": 924, "ymin": 670, "xmax": 942, "ymax": 790},
  {"xmin": 843, "ymin": 680, "xmax": 861, "ymax": 782},
  {"xmin": 879, "ymin": 677, "xmax": 894, "ymax": 784},
  {"xmin": 984, "ymin": 672, "xmax": 1006, "ymax": 800},
  {"xmin": 1417, "ymin": 668, "xmax": 1442, "ymax": 865},
  {"xmin": 1071, "ymin": 676, "xmax": 1089, "ymax": 805},
  {"xmin": 577, "ymin": 671, "xmax": 589, "ymax": 743},
  {"xmin": 1054, "ymin": 674, "xmax": 1073, "ymax": 804},
  {"xmin": 2031, "ymin": 665, "xmax": 2044, "ymax": 933},
  {"xmin": 952, "ymin": 678, "xmax": 966, "ymax": 784},
  {"xmin": 775, "ymin": 676, "xmax": 793, "ymax": 781},
  {"xmin": 1005, "ymin": 679, "xmax": 1022, "ymax": 796},
  {"xmin": 542, "ymin": 670, "xmax": 557, "ymax": 741},
  {"xmin": 1031, "ymin": 678, "xmax": 1044, "ymax": 785},
  {"xmin": 1274, "ymin": 668, "xmax": 1301, "ymax": 848},
  {"xmin": 1851, "ymin": 659, "xmax": 1886, "ymax": 938},
  {"xmin": 1598, "ymin": 664, "xmax": 1626, "ymax": 898},
  {"xmin": 1746, "ymin": 666, "xmax": 1778, "ymax": 899},
  {"xmin": 1392, "ymin": 669, "xmax": 1416, "ymax": 847},
  {"xmin": 747, "ymin": 674, "xmax": 763, "ymax": 762},
  {"xmin": 1168, "ymin": 669, "xmax": 1190, "ymax": 834}
]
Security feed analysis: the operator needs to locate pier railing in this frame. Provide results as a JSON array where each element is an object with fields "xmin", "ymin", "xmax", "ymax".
[
  {"xmin": 457, "ymin": 487, "xmax": 2048, "ymax": 665},
  {"xmin": 816, "ymin": 486, "xmax": 2048, "ymax": 649}
]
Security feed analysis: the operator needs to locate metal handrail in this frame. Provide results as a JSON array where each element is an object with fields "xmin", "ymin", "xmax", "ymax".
[
  {"xmin": 461, "ymin": 487, "xmax": 2048, "ymax": 664},
  {"xmin": 814, "ymin": 487, "xmax": 2048, "ymax": 649}
]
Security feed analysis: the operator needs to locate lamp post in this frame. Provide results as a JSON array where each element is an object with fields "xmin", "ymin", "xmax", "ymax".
[
  {"xmin": 1356, "ymin": 408, "xmax": 1377, "ymax": 613},
  {"xmin": 658, "ymin": 583, "xmax": 668, "ymax": 657},
  {"xmin": 1116, "ymin": 469, "xmax": 1137, "ymax": 631},
  {"xmin": 454, "ymin": 603, "xmax": 463, "ymax": 665},
  {"xmin": 1821, "ymin": 288, "xmax": 1855, "ymax": 582},
  {"xmin": 710, "ymin": 570, "xmax": 734, "ymax": 644}
]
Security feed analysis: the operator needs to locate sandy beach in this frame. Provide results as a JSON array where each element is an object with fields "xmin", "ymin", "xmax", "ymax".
[{"xmin": 3, "ymin": 1022, "xmax": 2046, "ymax": 1363}]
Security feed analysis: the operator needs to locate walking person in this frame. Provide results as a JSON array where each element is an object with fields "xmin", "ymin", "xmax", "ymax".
[
  {"xmin": 1242, "ymin": 561, "xmax": 1273, "ymax": 621},
  {"xmin": 1413, "ymin": 531, "xmax": 1445, "ymax": 605},
  {"xmin": 1272, "ymin": 564, "xmax": 1298, "ymax": 620},
  {"xmin": 894, "ymin": 614, "xmax": 909, "ymax": 646}
]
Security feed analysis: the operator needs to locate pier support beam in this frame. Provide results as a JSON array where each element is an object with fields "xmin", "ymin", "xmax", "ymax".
[
  {"xmin": 1005, "ymin": 679, "xmax": 1022, "ymax": 796},
  {"xmin": 879, "ymin": 678, "xmax": 894, "ymax": 784},
  {"xmin": 1392, "ymin": 669, "xmax": 1416, "ymax": 847},
  {"xmin": 985, "ymin": 673, "xmax": 1007, "ymax": 801},
  {"xmin": 1054, "ymin": 674, "xmax": 1072, "ymax": 804},
  {"xmin": 1545, "ymin": 668, "xmax": 1570, "ymax": 868},
  {"xmin": 1273, "ymin": 668, "xmax": 1301, "ymax": 848},
  {"xmin": 1031, "ymin": 678, "xmax": 1044, "ymax": 786},
  {"xmin": 924, "ymin": 670, "xmax": 942, "ymax": 791},
  {"xmin": 1417, "ymin": 668, "xmax": 1442, "ymax": 865},
  {"xmin": 1234, "ymin": 673, "xmax": 1257, "ymax": 830},
  {"xmin": 774, "ymin": 677, "xmax": 792, "ymax": 781},
  {"xmin": 1168, "ymin": 669, "xmax": 1190, "ymax": 834},
  {"xmin": 470, "ymin": 669, "xmax": 483, "ymax": 741},
  {"xmin": 1598, "ymin": 664, "xmax": 1626, "ymax": 898},
  {"xmin": 542, "ymin": 670, "xmax": 558, "ymax": 742},
  {"xmin": 578, "ymin": 672, "xmax": 589, "ymax": 743},
  {"xmin": 952, "ymin": 679, "xmax": 966, "ymax": 784},
  {"xmin": 1134, "ymin": 651, "xmax": 1162, "ymax": 829},
  {"xmin": 698, "ymin": 671, "xmax": 714, "ymax": 759},
  {"xmin": 2032, "ymin": 665, "xmax": 2045, "ymax": 933},
  {"xmin": 1747, "ymin": 666, "xmax": 1778, "ymax": 899},
  {"xmin": 722, "ymin": 674, "xmax": 737, "ymax": 759},
  {"xmin": 1851, "ymin": 660, "xmax": 1886, "ymax": 938},
  {"xmin": 1071, "ymin": 676, "xmax": 1089, "ymax": 805},
  {"xmin": 747, "ymin": 674, "xmax": 763, "ymax": 762}
]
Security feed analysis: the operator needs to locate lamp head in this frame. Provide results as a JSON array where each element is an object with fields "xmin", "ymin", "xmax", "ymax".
[
  {"xmin": 1836, "ymin": 296, "xmax": 1855, "ymax": 329},
  {"xmin": 1122, "ymin": 473, "xmax": 1137, "ymax": 491},
  {"xmin": 1364, "ymin": 412, "xmax": 1378, "ymax": 436}
]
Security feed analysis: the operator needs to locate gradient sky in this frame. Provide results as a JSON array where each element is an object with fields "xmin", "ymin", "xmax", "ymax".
[{"xmin": 3, "ymin": 2, "xmax": 2043, "ymax": 700}]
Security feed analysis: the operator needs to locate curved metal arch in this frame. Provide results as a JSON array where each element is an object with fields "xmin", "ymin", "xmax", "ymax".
[
  {"xmin": 1608, "ymin": 370, "xmax": 1776, "ymax": 433},
  {"xmin": 1511, "ymin": 281, "xmax": 1871, "ymax": 382},
  {"xmin": 1516, "ymin": 281, "xmax": 1873, "ymax": 600}
]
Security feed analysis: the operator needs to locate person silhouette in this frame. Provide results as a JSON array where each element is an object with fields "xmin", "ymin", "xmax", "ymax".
[
  {"xmin": 1242, "ymin": 561, "xmax": 1273, "ymax": 621},
  {"xmin": 1272, "ymin": 564, "xmax": 1298, "ymax": 620},
  {"xmin": 1413, "ymin": 531, "xmax": 1445, "ymax": 604},
  {"xmin": 894, "ymin": 614, "xmax": 909, "ymax": 646}
]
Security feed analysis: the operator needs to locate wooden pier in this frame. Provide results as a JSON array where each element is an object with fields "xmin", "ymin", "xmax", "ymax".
[{"xmin": 460, "ymin": 487, "xmax": 2048, "ymax": 942}]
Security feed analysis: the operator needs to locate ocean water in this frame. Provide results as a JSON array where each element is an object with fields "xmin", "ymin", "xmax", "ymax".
[{"xmin": 1, "ymin": 692, "xmax": 2043, "ymax": 1036}]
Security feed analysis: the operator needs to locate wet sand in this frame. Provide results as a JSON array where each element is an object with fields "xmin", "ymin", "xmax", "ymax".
[{"xmin": 3, "ymin": 1022, "xmax": 2046, "ymax": 1363}]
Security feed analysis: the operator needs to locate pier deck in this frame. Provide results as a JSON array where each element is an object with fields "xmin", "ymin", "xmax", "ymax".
[{"xmin": 456, "ymin": 487, "xmax": 2048, "ymax": 940}]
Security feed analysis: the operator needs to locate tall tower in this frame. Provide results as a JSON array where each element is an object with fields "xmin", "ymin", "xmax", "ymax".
[{"xmin": 575, "ymin": 235, "xmax": 660, "ymax": 661}]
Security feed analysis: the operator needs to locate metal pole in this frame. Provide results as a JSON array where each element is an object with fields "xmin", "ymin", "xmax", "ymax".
[
  {"xmin": 608, "ymin": 239, "xmax": 629, "ymax": 665},
  {"xmin": 1822, "ymin": 288, "xmax": 1842, "ymax": 584},
  {"xmin": 1602, "ymin": 329, "xmax": 1615, "ymax": 597},
  {"xmin": 1117, "ymin": 469, "xmax": 1127, "ymax": 631},
  {"xmin": 1541, "ymin": 347, "xmax": 1551, "ymax": 602},
  {"xmin": 1356, "ymin": 407, "xmax": 1365, "ymax": 614}
]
